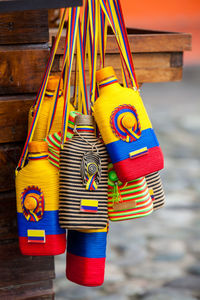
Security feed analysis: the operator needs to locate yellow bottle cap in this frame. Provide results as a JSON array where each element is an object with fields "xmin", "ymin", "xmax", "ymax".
[
  {"xmin": 28, "ymin": 141, "xmax": 48, "ymax": 153},
  {"xmin": 46, "ymin": 76, "xmax": 63, "ymax": 91},
  {"xmin": 96, "ymin": 66, "xmax": 116, "ymax": 83},
  {"xmin": 24, "ymin": 196, "xmax": 37, "ymax": 210}
]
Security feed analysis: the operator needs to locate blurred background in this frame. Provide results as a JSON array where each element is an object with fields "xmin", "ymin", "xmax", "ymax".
[{"xmin": 54, "ymin": 1, "xmax": 200, "ymax": 299}]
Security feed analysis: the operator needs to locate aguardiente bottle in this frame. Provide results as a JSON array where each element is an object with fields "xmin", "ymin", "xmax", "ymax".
[
  {"xmin": 28, "ymin": 76, "xmax": 74, "ymax": 141},
  {"xmin": 15, "ymin": 141, "xmax": 66, "ymax": 255},
  {"xmin": 93, "ymin": 66, "xmax": 164, "ymax": 182},
  {"xmin": 59, "ymin": 114, "xmax": 108, "ymax": 230}
]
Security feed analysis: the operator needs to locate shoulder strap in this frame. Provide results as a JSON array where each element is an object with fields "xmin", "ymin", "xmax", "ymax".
[
  {"xmin": 16, "ymin": 9, "xmax": 67, "ymax": 173},
  {"xmin": 61, "ymin": 7, "xmax": 80, "ymax": 146}
]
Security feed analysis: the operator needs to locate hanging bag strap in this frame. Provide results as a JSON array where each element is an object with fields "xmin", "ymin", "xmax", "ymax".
[
  {"xmin": 98, "ymin": 5, "xmax": 108, "ymax": 69},
  {"xmin": 61, "ymin": 7, "xmax": 80, "ymax": 146},
  {"xmin": 45, "ymin": 24, "xmax": 70, "ymax": 135},
  {"xmin": 77, "ymin": 17, "xmax": 89, "ymax": 114},
  {"xmin": 16, "ymin": 9, "xmax": 67, "ymax": 173},
  {"xmin": 110, "ymin": 0, "xmax": 138, "ymax": 89},
  {"xmin": 99, "ymin": 0, "xmax": 138, "ymax": 90},
  {"xmin": 88, "ymin": 0, "xmax": 99, "ymax": 113}
]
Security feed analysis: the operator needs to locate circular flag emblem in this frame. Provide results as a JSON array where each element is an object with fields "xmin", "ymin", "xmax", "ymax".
[
  {"xmin": 110, "ymin": 104, "xmax": 141, "ymax": 142},
  {"xmin": 21, "ymin": 186, "xmax": 44, "ymax": 222}
]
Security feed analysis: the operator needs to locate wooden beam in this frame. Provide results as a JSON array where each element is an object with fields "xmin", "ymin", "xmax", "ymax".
[
  {"xmin": 0, "ymin": 95, "xmax": 34, "ymax": 143},
  {"xmin": 0, "ymin": 44, "xmax": 49, "ymax": 94},
  {"xmin": 0, "ymin": 10, "xmax": 49, "ymax": 44},
  {"xmin": 0, "ymin": 242, "xmax": 55, "ymax": 286},
  {"xmin": 0, "ymin": 0, "xmax": 82, "ymax": 13},
  {"xmin": 0, "ymin": 143, "xmax": 23, "ymax": 192},
  {"xmin": 52, "ymin": 52, "xmax": 183, "ymax": 84},
  {"xmin": 0, "ymin": 280, "xmax": 54, "ymax": 300},
  {"xmin": 50, "ymin": 28, "xmax": 192, "ymax": 55}
]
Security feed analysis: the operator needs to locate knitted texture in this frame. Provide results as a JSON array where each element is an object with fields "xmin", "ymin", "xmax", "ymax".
[
  {"xmin": 16, "ymin": 152, "xmax": 66, "ymax": 255},
  {"xmin": 28, "ymin": 91, "xmax": 74, "ymax": 142},
  {"xmin": 66, "ymin": 226, "xmax": 108, "ymax": 286},
  {"xmin": 45, "ymin": 111, "xmax": 81, "ymax": 169},
  {"xmin": 59, "ymin": 118, "xmax": 108, "ymax": 230},
  {"xmin": 108, "ymin": 164, "xmax": 153, "ymax": 221},
  {"xmin": 94, "ymin": 75, "xmax": 164, "ymax": 182},
  {"xmin": 145, "ymin": 172, "xmax": 165, "ymax": 210}
]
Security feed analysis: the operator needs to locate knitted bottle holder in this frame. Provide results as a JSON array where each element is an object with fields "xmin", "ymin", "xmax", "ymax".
[
  {"xmin": 108, "ymin": 164, "xmax": 153, "ymax": 221},
  {"xmin": 16, "ymin": 152, "xmax": 66, "ymax": 256},
  {"xmin": 94, "ymin": 74, "xmax": 164, "ymax": 182},
  {"xmin": 66, "ymin": 226, "xmax": 108, "ymax": 287},
  {"xmin": 59, "ymin": 115, "xmax": 108, "ymax": 230}
]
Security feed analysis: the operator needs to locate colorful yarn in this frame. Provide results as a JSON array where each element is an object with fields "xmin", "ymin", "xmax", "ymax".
[
  {"xmin": 45, "ymin": 111, "xmax": 82, "ymax": 169},
  {"xmin": 21, "ymin": 186, "xmax": 44, "ymax": 222},
  {"xmin": 108, "ymin": 164, "xmax": 153, "ymax": 221},
  {"xmin": 66, "ymin": 226, "xmax": 108, "ymax": 286},
  {"xmin": 28, "ymin": 90, "xmax": 67, "ymax": 142},
  {"xmin": 110, "ymin": 104, "xmax": 141, "ymax": 142},
  {"xmin": 99, "ymin": 78, "xmax": 118, "ymax": 88},
  {"xmin": 27, "ymin": 229, "xmax": 45, "ymax": 243},
  {"xmin": 59, "ymin": 115, "xmax": 108, "ymax": 230},
  {"xmin": 17, "ymin": 10, "xmax": 68, "ymax": 172},
  {"xmin": 81, "ymin": 151, "xmax": 101, "ymax": 191},
  {"xmin": 16, "ymin": 147, "xmax": 66, "ymax": 256},
  {"xmin": 80, "ymin": 199, "xmax": 98, "ymax": 213},
  {"xmin": 145, "ymin": 172, "xmax": 165, "ymax": 210},
  {"xmin": 45, "ymin": 90, "xmax": 63, "ymax": 98},
  {"xmin": 94, "ymin": 68, "xmax": 164, "ymax": 182},
  {"xmin": 113, "ymin": 146, "xmax": 164, "ymax": 182}
]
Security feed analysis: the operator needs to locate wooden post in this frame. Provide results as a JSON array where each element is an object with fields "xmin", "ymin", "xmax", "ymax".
[{"xmin": 0, "ymin": 10, "xmax": 55, "ymax": 299}]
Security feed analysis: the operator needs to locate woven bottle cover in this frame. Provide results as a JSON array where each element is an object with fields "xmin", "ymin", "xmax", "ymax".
[
  {"xmin": 66, "ymin": 225, "xmax": 108, "ymax": 287},
  {"xmin": 16, "ymin": 141, "xmax": 66, "ymax": 256},
  {"xmin": 59, "ymin": 115, "xmax": 108, "ymax": 230},
  {"xmin": 108, "ymin": 163, "xmax": 153, "ymax": 221},
  {"xmin": 45, "ymin": 111, "xmax": 82, "ymax": 169},
  {"xmin": 46, "ymin": 76, "xmax": 64, "ymax": 91},
  {"xmin": 28, "ymin": 141, "xmax": 48, "ymax": 153},
  {"xmin": 17, "ymin": 7, "xmax": 80, "ymax": 172},
  {"xmin": 93, "ymin": 66, "xmax": 164, "ymax": 183},
  {"xmin": 96, "ymin": 66, "xmax": 117, "ymax": 83},
  {"xmin": 145, "ymin": 172, "xmax": 165, "ymax": 210}
]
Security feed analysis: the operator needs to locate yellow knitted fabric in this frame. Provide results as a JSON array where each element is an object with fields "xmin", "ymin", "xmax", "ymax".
[
  {"xmin": 28, "ymin": 95, "xmax": 74, "ymax": 141},
  {"xmin": 93, "ymin": 80, "xmax": 152, "ymax": 145},
  {"xmin": 16, "ymin": 154, "xmax": 59, "ymax": 213}
]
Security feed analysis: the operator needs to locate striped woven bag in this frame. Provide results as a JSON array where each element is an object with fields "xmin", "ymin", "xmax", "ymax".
[
  {"xmin": 59, "ymin": 115, "xmax": 108, "ymax": 230},
  {"xmin": 145, "ymin": 172, "xmax": 165, "ymax": 210},
  {"xmin": 108, "ymin": 163, "xmax": 153, "ymax": 221}
]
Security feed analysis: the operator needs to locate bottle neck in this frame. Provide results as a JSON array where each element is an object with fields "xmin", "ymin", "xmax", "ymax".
[
  {"xmin": 45, "ymin": 89, "xmax": 63, "ymax": 99},
  {"xmin": 74, "ymin": 124, "xmax": 96, "ymax": 137},
  {"xmin": 98, "ymin": 76, "xmax": 121, "ymax": 95},
  {"xmin": 28, "ymin": 153, "xmax": 49, "ymax": 163}
]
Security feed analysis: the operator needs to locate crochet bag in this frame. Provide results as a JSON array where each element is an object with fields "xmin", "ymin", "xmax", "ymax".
[
  {"xmin": 146, "ymin": 172, "xmax": 165, "ymax": 210},
  {"xmin": 15, "ymin": 12, "xmax": 71, "ymax": 255},
  {"xmin": 15, "ymin": 141, "xmax": 66, "ymax": 255},
  {"xmin": 94, "ymin": 66, "xmax": 164, "ymax": 182},
  {"xmin": 59, "ymin": 115, "xmax": 108, "ymax": 230},
  {"xmin": 66, "ymin": 226, "xmax": 108, "ymax": 286},
  {"xmin": 108, "ymin": 163, "xmax": 153, "ymax": 221}
]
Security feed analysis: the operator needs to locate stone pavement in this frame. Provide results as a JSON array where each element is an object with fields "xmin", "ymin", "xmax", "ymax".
[{"xmin": 54, "ymin": 66, "xmax": 200, "ymax": 300}]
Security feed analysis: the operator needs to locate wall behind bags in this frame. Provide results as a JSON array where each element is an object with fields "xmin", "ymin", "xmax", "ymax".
[{"xmin": 121, "ymin": 0, "xmax": 200, "ymax": 65}]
